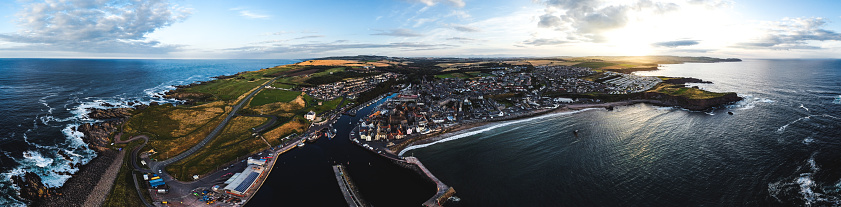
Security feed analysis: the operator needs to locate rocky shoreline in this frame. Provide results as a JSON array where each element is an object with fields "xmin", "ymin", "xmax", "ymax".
[{"xmin": 11, "ymin": 107, "xmax": 134, "ymax": 206}]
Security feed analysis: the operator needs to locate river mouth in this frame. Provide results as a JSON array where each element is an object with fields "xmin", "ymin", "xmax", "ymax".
[{"xmin": 248, "ymin": 94, "xmax": 436, "ymax": 206}]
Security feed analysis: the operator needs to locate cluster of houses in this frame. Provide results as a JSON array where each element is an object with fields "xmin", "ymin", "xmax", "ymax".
[
  {"xmin": 357, "ymin": 94, "xmax": 431, "ymax": 141},
  {"xmin": 301, "ymin": 73, "xmax": 400, "ymax": 100}
]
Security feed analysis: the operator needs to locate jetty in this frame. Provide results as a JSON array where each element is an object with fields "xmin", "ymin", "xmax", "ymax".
[
  {"xmin": 333, "ymin": 165, "xmax": 368, "ymax": 207},
  {"xmin": 405, "ymin": 157, "xmax": 456, "ymax": 207}
]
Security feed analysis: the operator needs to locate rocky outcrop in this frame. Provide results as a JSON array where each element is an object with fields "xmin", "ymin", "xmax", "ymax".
[
  {"xmin": 87, "ymin": 108, "xmax": 132, "ymax": 119},
  {"xmin": 11, "ymin": 172, "xmax": 58, "ymax": 206},
  {"xmin": 164, "ymin": 91, "xmax": 214, "ymax": 105},
  {"xmin": 661, "ymin": 77, "xmax": 712, "ymax": 84},
  {"xmin": 76, "ymin": 120, "xmax": 123, "ymax": 152},
  {"xmin": 643, "ymin": 92, "xmax": 742, "ymax": 111},
  {"xmin": 76, "ymin": 108, "xmax": 132, "ymax": 152}
]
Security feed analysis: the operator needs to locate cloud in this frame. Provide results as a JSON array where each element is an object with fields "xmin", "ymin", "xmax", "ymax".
[
  {"xmin": 446, "ymin": 37, "xmax": 474, "ymax": 41},
  {"xmin": 536, "ymin": 0, "xmax": 679, "ymax": 42},
  {"xmin": 372, "ymin": 29, "xmax": 424, "ymax": 37},
  {"xmin": 293, "ymin": 35, "xmax": 325, "ymax": 40},
  {"xmin": 0, "ymin": 0, "xmax": 190, "ymax": 54},
  {"xmin": 450, "ymin": 24, "xmax": 479, "ymax": 32},
  {"xmin": 687, "ymin": 0, "xmax": 732, "ymax": 9},
  {"xmin": 406, "ymin": 0, "xmax": 466, "ymax": 8},
  {"xmin": 652, "ymin": 40, "xmax": 701, "ymax": 48},
  {"xmin": 522, "ymin": 38, "xmax": 568, "ymax": 46},
  {"xmin": 733, "ymin": 17, "xmax": 841, "ymax": 50},
  {"xmin": 231, "ymin": 7, "xmax": 270, "ymax": 19}
]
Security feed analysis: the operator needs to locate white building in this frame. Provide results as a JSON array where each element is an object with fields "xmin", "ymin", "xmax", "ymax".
[{"xmin": 305, "ymin": 111, "xmax": 316, "ymax": 121}]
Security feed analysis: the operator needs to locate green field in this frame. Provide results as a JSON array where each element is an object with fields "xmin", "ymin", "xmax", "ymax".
[
  {"xmin": 649, "ymin": 83, "xmax": 729, "ymax": 99},
  {"xmin": 166, "ymin": 116, "xmax": 269, "ymax": 181},
  {"xmin": 124, "ymin": 103, "xmax": 228, "ymax": 160},
  {"xmin": 174, "ymin": 78, "xmax": 269, "ymax": 102},
  {"xmin": 271, "ymin": 83, "xmax": 295, "ymax": 89},
  {"xmin": 103, "ymin": 141, "xmax": 149, "ymax": 207},
  {"xmin": 250, "ymin": 89, "xmax": 303, "ymax": 107},
  {"xmin": 435, "ymin": 72, "xmax": 470, "ymax": 79},
  {"xmin": 572, "ymin": 62, "xmax": 617, "ymax": 69}
]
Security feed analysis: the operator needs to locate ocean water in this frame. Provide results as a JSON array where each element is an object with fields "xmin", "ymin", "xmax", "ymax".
[
  {"xmin": 0, "ymin": 59, "xmax": 296, "ymax": 206},
  {"xmin": 407, "ymin": 59, "xmax": 841, "ymax": 206}
]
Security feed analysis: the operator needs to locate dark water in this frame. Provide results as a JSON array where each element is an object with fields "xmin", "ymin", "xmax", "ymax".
[
  {"xmin": 407, "ymin": 59, "xmax": 841, "ymax": 206},
  {"xmin": 247, "ymin": 94, "xmax": 436, "ymax": 206},
  {"xmin": 0, "ymin": 59, "xmax": 297, "ymax": 206}
]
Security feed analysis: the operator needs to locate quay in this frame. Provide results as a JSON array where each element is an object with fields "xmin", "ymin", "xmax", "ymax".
[
  {"xmin": 333, "ymin": 165, "xmax": 369, "ymax": 207},
  {"xmin": 405, "ymin": 157, "xmax": 456, "ymax": 207}
]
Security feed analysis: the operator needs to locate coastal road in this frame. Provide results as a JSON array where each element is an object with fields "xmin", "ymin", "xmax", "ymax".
[
  {"xmin": 236, "ymin": 114, "xmax": 280, "ymax": 133},
  {"xmin": 149, "ymin": 77, "xmax": 279, "ymax": 177}
]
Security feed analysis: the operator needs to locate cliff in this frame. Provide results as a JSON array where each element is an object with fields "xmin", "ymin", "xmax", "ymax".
[
  {"xmin": 644, "ymin": 91, "xmax": 742, "ymax": 111},
  {"xmin": 75, "ymin": 108, "xmax": 132, "ymax": 152}
]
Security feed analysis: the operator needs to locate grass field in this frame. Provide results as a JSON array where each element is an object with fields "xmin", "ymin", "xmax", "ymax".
[
  {"xmin": 649, "ymin": 83, "xmax": 728, "ymax": 99},
  {"xmin": 263, "ymin": 117, "xmax": 307, "ymax": 146},
  {"xmin": 271, "ymin": 83, "xmax": 295, "ymax": 89},
  {"xmin": 250, "ymin": 90, "xmax": 303, "ymax": 107},
  {"xmin": 124, "ymin": 103, "xmax": 227, "ymax": 160},
  {"xmin": 174, "ymin": 78, "xmax": 269, "ymax": 102},
  {"xmin": 435, "ymin": 72, "xmax": 470, "ymax": 79},
  {"xmin": 102, "ymin": 141, "xmax": 148, "ymax": 207},
  {"xmin": 572, "ymin": 62, "xmax": 617, "ymax": 69},
  {"xmin": 166, "ymin": 116, "xmax": 269, "ymax": 180}
]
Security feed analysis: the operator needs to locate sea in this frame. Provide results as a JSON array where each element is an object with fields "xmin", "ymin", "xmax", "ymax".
[
  {"xmin": 405, "ymin": 59, "xmax": 841, "ymax": 206},
  {"xmin": 2, "ymin": 59, "xmax": 840, "ymax": 206},
  {"xmin": 0, "ymin": 59, "xmax": 297, "ymax": 206}
]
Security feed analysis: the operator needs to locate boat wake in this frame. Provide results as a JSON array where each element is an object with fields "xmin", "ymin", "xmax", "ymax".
[{"xmin": 399, "ymin": 108, "xmax": 600, "ymax": 156}]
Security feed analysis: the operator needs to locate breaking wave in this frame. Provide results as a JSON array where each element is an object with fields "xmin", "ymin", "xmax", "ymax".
[{"xmin": 399, "ymin": 108, "xmax": 600, "ymax": 156}]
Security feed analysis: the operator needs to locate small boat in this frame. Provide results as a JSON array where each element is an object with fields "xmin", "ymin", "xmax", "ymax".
[
  {"xmin": 834, "ymin": 95, "xmax": 841, "ymax": 104},
  {"xmin": 297, "ymin": 142, "xmax": 305, "ymax": 147},
  {"xmin": 728, "ymin": 111, "xmax": 734, "ymax": 115}
]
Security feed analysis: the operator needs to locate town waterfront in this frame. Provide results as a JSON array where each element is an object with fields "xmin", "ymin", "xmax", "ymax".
[
  {"xmin": 247, "ymin": 93, "xmax": 436, "ymax": 206},
  {"xmin": 407, "ymin": 59, "xmax": 841, "ymax": 206}
]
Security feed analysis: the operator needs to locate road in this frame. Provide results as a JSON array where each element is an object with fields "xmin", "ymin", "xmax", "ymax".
[
  {"xmin": 118, "ymin": 78, "xmax": 277, "ymax": 206},
  {"xmin": 236, "ymin": 114, "xmax": 280, "ymax": 133},
  {"xmin": 149, "ymin": 77, "xmax": 279, "ymax": 179}
]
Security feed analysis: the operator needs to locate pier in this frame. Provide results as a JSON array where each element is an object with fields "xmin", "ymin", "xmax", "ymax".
[
  {"xmin": 333, "ymin": 165, "xmax": 369, "ymax": 207},
  {"xmin": 405, "ymin": 157, "xmax": 456, "ymax": 207}
]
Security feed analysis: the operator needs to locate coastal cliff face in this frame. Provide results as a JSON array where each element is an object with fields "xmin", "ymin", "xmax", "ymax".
[
  {"xmin": 75, "ymin": 108, "xmax": 133, "ymax": 152},
  {"xmin": 644, "ymin": 91, "xmax": 742, "ymax": 111}
]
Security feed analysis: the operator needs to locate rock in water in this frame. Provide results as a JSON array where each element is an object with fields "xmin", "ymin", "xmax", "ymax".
[
  {"xmin": 87, "ymin": 108, "xmax": 132, "ymax": 119},
  {"xmin": 11, "ymin": 172, "xmax": 56, "ymax": 205}
]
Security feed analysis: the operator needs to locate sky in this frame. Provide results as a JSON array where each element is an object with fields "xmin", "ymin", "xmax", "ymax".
[{"xmin": 0, "ymin": 0, "xmax": 840, "ymax": 59}]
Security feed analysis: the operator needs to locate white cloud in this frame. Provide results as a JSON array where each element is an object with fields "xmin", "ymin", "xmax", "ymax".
[
  {"xmin": 0, "ymin": 0, "xmax": 191, "ymax": 54},
  {"xmin": 372, "ymin": 28, "xmax": 424, "ymax": 37},
  {"xmin": 734, "ymin": 17, "xmax": 841, "ymax": 50},
  {"xmin": 535, "ymin": 0, "xmax": 680, "ymax": 42},
  {"xmin": 231, "ymin": 7, "xmax": 270, "ymax": 19}
]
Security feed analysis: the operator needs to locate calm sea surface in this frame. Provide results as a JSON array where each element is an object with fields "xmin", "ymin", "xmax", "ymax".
[
  {"xmin": 407, "ymin": 59, "xmax": 841, "ymax": 206},
  {"xmin": 0, "ymin": 59, "xmax": 297, "ymax": 206}
]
